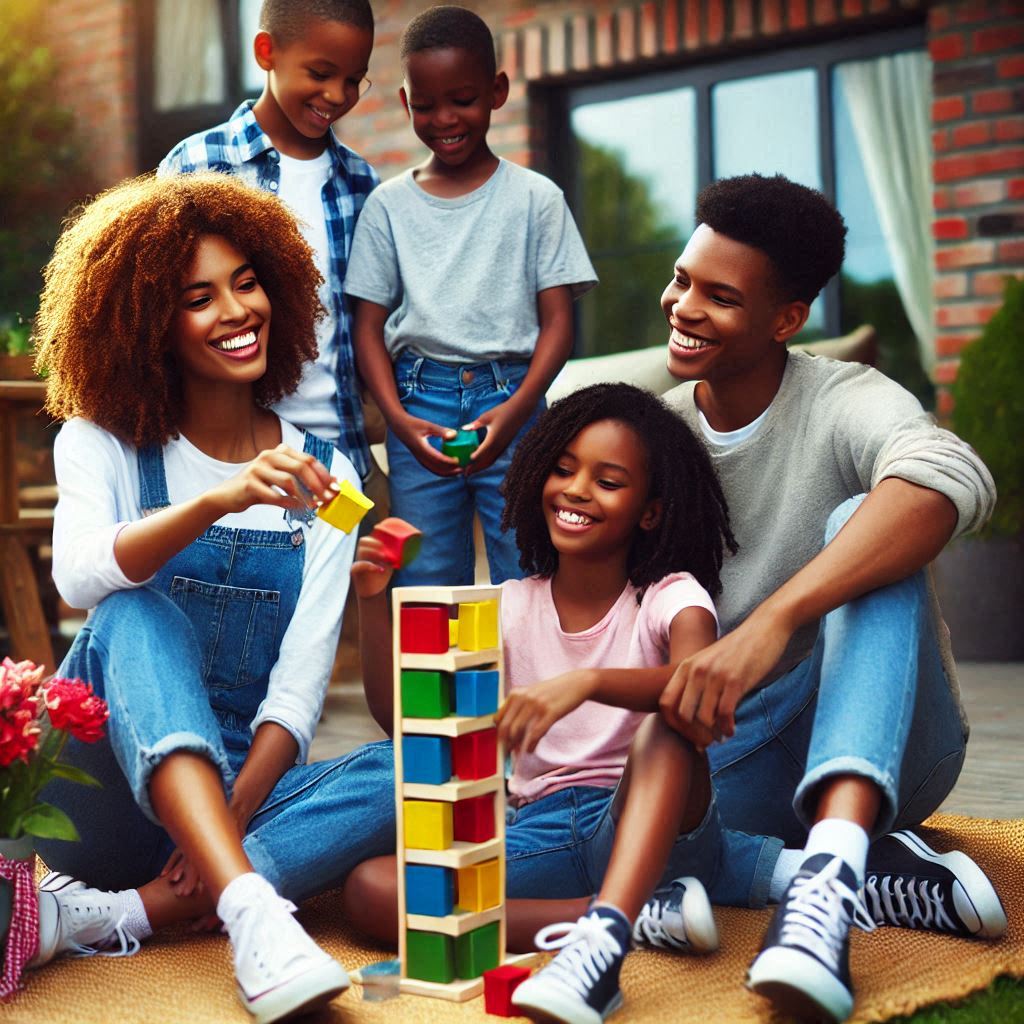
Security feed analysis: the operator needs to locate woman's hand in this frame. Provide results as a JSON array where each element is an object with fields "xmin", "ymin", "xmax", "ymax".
[
  {"xmin": 390, "ymin": 413, "xmax": 462, "ymax": 477},
  {"xmin": 496, "ymin": 670, "xmax": 597, "ymax": 753},
  {"xmin": 209, "ymin": 443, "xmax": 337, "ymax": 516}
]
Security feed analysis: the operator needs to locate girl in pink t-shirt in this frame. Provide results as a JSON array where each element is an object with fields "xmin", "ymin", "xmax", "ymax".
[{"xmin": 347, "ymin": 383, "xmax": 736, "ymax": 1022}]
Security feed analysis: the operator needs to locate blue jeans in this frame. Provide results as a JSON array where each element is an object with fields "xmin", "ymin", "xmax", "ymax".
[
  {"xmin": 502, "ymin": 497, "xmax": 967, "ymax": 909},
  {"xmin": 37, "ymin": 588, "xmax": 397, "ymax": 902},
  {"xmin": 386, "ymin": 353, "xmax": 544, "ymax": 586}
]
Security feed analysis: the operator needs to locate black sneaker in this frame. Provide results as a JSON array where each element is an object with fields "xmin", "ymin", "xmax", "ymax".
[
  {"xmin": 632, "ymin": 876, "xmax": 719, "ymax": 953},
  {"xmin": 747, "ymin": 853, "xmax": 875, "ymax": 1024},
  {"xmin": 511, "ymin": 905, "xmax": 630, "ymax": 1024},
  {"xmin": 865, "ymin": 830, "xmax": 1007, "ymax": 939}
]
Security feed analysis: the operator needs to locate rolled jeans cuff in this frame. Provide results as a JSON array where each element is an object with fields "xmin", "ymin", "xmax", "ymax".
[{"xmin": 793, "ymin": 755, "xmax": 898, "ymax": 838}]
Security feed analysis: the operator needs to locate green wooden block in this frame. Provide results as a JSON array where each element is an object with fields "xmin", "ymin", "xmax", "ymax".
[
  {"xmin": 401, "ymin": 670, "xmax": 452, "ymax": 719},
  {"xmin": 442, "ymin": 429, "xmax": 480, "ymax": 467},
  {"xmin": 455, "ymin": 921, "xmax": 500, "ymax": 979},
  {"xmin": 406, "ymin": 929, "xmax": 455, "ymax": 983}
]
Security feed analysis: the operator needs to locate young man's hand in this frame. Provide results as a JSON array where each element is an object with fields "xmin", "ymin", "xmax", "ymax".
[
  {"xmin": 390, "ymin": 412, "xmax": 463, "ymax": 477},
  {"xmin": 461, "ymin": 396, "xmax": 531, "ymax": 476},
  {"xmin": 659, "ymin": 608, "xmax": 793, "ymax": 739},
  {"xmin": 495, "ymin": 670, "xmax": 596, "ymax": 753}
]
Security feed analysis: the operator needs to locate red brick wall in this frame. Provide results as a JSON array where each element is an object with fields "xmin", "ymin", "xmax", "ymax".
[
  {"xmin": 930, "ymin": 0, "xmax": 1024, "ymax": 415},
  {"xmin": 44, "ymin": 0, "xmax": 137, "ymax": 190}
]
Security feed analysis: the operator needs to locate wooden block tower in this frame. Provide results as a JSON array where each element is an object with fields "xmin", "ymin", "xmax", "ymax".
[{"xmin": 393, "ymin": 584, "xmax": 525, "ymax": 1001}]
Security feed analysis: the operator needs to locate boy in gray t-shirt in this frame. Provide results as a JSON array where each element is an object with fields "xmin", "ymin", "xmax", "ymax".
[{"xmin": 345, "ymin": 7, "xmax": 595, "ymax": 586}]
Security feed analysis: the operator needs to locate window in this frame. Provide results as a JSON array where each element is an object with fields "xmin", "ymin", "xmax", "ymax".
[
  {"xmin": 137, "ymin": 0, "xmax": 261, "ymax": 170},
  {"xmin": 554, "ymin": 26, "xmax": 932, "ymax": 404}
]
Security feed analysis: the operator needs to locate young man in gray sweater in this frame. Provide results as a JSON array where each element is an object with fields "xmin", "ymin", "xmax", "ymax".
[{"xmin": 656, "ymin": 174, "xmax": 1005, "ymax": 1023}]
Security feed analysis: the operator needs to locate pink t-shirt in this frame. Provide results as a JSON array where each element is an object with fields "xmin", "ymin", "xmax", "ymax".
[{"xmin": 502, "ymin": 573, "xmax": 718, "ymax": 806}]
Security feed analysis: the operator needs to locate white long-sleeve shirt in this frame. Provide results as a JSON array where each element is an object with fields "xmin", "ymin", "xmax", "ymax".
[{"xmin": 52, "ymin": 417, "xmax": 358, "ymax": 762}]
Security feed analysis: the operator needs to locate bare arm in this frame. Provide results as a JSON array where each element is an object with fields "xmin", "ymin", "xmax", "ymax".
[
  {"xmin": 114, "ymin": 445, "xmax": 335, "ymax": 583},
  {"xmin": 463, "ymin": 285, "xmax": 574, "ymax": 476},
  {"xmin": 229, "ymin": 722, "xmax": 300, "ymax": 828},
  {"xmin": 496, "ymin": 605, "xmax": 718, "ymax": 753},
  {"xmin": 662, "ymin": 478, "xmax": 959, "ymax": 738},
  {"xmin": 351, "ymin": 534, "xmax": 396, "ymax": 734},
  {"xmin": 352, "ymin": 298, "xmax": 459, "ymax": 477}
]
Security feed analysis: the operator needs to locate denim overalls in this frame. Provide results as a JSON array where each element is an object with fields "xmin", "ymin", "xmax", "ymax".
[{"xmin": 38, "ymin": 433, "xmax": 395, "ymax": 900}]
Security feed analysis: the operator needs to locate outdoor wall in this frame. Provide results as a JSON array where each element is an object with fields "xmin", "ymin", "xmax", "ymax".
[
  {"xmin": 44, "ymin": 0, "xmax": 137, "ymax": 190},
  {"xmin": 929, "ymin": 0, "xmax": 1024, "ymax": 416}
]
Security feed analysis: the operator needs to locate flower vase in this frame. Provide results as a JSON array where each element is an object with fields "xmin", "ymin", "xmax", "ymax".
[{"xmin": 0, "ymin": 834, "xmax": 37, "ymax": 999}]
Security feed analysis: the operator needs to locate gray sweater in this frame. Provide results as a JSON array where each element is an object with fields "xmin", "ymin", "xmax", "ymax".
[{"xmin": 663, "ymin": 349, "xmax": 995, "ymax": 715}]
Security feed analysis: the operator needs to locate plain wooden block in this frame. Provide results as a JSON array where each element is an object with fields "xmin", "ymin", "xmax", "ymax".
[
  {"xmin": 400, "ymin": 669, "xmax": 452, "ymax": 719},
  {"xmin": 453, "ymin": 792, "xmax": 495, "ymax": 843},
  {"xmin": 401, "ymin": 604, "xmax": 450, "ymax": 654},
  {"xmin": 402, "ymin": 734, "xmax": 452, "ymax": 785},
  {"xmin": 452, "ymin": 728, "xmax": 498, "ymax": 781},
  {"xmin": 406, "ymin": 929, "xmax": 455, "ymax": 983},
  {"xmin": 457, "ymin": 600, "xmax": 498, "ymax": 651},
  {"xmin": 316, "ymin": 478, "xmax": 374, "ymax": 533},
  {"xmin": 405, "ymin": 864, "xmax": 455, "ymax": 917},
  {"xmin": 454, "ymin": 669, "xmax": 500, "ymax": 717},
  {"xmin": 372, "ymin": 517, "xmax": 423, "ymax": 569},
  {"xmin": 455, "ymin": 921, "xmax": 499, "ymax": 979},
  {"xmin": 456, "ymin": 858, "xmax": 501, "ymax": 913},
  {"xmin": 483, "ymin": 964, "xmax": 532, "ymax": 1016}
]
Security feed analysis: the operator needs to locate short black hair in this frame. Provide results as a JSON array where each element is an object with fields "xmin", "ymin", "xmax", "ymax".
[
  {"xmin": 501, "ymin": 383, "xmax": 737, "ymax": 600},
  {"xmin": 696, "ymin": 174, "xmax": 846, "ymax": 304},
  {"xmin": 399, "ymin": 5, "xmax": 496, "ymax": 79},
  {"xmin": 259, "ymin": 0, "xmax": 374, "ymax": 42}
]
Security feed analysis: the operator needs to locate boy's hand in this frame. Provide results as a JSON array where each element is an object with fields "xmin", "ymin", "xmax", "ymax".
[
  {"xmin": 495, "ymin": 670, "xmax": 596, "ymax": 753},
  {"xmin": 351, "ymin": 533, "xmax": 396, "ymax": 599},
  {"xmin": 659, "ymin": 609, "xmax": 792, "ymax": 739},
  {"xmin": 461, "ymin": 396, "xmax": 531, "ymax": 476},
  {"xmin": 210, "ymin": 444, "xmax": 336, "ymax": 515},
  {"xmin": 391, "ymin": 412, "xmax": 463, "ymax": 477}
]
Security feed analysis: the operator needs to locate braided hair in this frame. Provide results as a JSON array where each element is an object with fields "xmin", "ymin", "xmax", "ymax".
[{"xmin": 501, "ymin": 383, "xmax": 736, "ymax": 599}]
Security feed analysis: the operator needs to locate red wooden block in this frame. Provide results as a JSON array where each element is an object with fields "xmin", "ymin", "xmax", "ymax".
[
  {"xmin": 400, "ymin": 604, "xmax": 450, "ymax": 654},
  {"xmin": 484, "ymin": 964, "xmax": 532, "ymax": 1016},
  {"xmin": 452, "ymin": 728, "xmax": 498, "ymax": 781},
  {"xmin": 372, "ymin": 517, "xmax": 423, "ymax": 569},
  {"xmin": 453, "ymin": 792, "xmax": 495, "ymax": 843}
]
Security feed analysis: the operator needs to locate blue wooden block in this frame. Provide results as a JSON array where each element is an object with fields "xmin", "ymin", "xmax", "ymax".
[
  {"xmin": 454, "ymin": 669, "xmax": 500, "ymax": 717},
  {"xmin": 405, "ymin": 864, "xmax": 455, "ymax": 917},
  {"xmin": 402, "ymin": 735, "xmax": 452, "ymax": 785}
]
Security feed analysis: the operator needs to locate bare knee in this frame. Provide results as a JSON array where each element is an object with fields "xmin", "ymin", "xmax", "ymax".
[{"xmin": 342, "ymin": 856, "xmax": 399, "ymax": 944}]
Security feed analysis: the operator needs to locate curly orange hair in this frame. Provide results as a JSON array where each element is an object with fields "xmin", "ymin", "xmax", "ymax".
[{"xmin": 34, "ymin": 172, "xmax": 324, "ymax": 447}]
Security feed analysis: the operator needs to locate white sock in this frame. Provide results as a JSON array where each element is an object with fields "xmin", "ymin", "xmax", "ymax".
[
  {"xmin": 803, "ymin": 818, "xmax": 870, "ymax": 885},
  {"xmin": 120, "ymin": 888, "xmax": 153, "ymax": 941},
  {"xmin": 216, "ymin": 872, "xmax": 278, "ymax": 925},
  {"xmin": 768, "ymin": 847, "xmax": 806, "ymax": 903}
]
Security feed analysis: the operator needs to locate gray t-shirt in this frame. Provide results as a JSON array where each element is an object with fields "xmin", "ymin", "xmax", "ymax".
[
  {"xmin": 664, "ymin": 349, "xmax": 995, "ymax": 712},
  {"xmin": 344, "ymin": 159, "xmax": 597, "ymax": 363}
]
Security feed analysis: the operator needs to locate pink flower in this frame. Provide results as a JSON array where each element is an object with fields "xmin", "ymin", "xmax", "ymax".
[
  {"xmin": 0, "ymin": 658, "xmax": 45, "ymax": 710},
  {"xmin": 0, "ymin": 697, "xmax": 42, "ymax": 767},
  {"xmin": 43, "ymin": 678, "xmax": 109, "ymax": 744}
]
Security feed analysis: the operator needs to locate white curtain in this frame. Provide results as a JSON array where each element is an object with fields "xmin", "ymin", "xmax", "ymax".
[
  {"xmin": 837, "ymin": 52, "xmax": 935, "ymax": 372},
  {"xmin": 154, "ymin": 0, "xmax": 226, "ymax": 111}
]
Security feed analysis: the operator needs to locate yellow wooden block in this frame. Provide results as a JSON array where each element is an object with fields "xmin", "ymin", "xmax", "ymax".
[
  {"xmin": 316, "ymin": 479, "xmax": 374, "ymax": 533},
  {"xmin": 449, "ymin": 618, "xmax": 459, "ymax": 647},
  {"xmin": 404, "ymin": 800, "xmax": 453, "ymax": 851},
  {"xmin": 457, "ymin": 600, "xmax": 498, "ymax": 651},
  {"xmin": 456, "ymin": 858, "xmax": 501, "ymax": 912}
]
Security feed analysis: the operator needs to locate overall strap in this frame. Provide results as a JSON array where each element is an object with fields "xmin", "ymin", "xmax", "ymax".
[{"xmin": 137, "ymin": 444, "xmax": 171, "ymax": 514}]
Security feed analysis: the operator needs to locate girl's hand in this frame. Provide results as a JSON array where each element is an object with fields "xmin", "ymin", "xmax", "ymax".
[
  {"xmin": 351, "ymin": 533, "xmax": 395, "ymax": 599},
  {"xmin": 209, "ymin": 443, "xmax": 337, "ymax": 516},
  {"xmin": 496, "ymin": 670, "xmax": 596, "ymax": 753},
  {"xmin": 461, "ymin": 397, "xmax": 529, "ymax": 477},
  {"xmin": 161, "ymin": 847, "xmax": 204, "ymax": 898},
  {"xmin": 390, "ymin": 413, "xmax": 462, "ymax": 478}
]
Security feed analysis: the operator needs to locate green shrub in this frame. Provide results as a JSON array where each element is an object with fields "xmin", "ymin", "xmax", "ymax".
[{"xmin": 951, "ymin": 276, "xmax": 1024, "ymax": 537}]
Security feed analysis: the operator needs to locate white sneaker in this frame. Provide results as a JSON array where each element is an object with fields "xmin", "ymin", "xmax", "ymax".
[
  {"xmin": 29, "ymin": 872, "xmax": 141, "ymax": 967},
  {"xmin": 219, "ymin": 875, "xmax": 348, "ymax": 1024},
  {"xmin": 632, "ymin": 876, "xmax": 719, "ymax": 953}
]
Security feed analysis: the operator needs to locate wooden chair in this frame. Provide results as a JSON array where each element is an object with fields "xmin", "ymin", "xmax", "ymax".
[{"xmin": 0, "ymin": 380, "xmax": 56, "ymax": 670}]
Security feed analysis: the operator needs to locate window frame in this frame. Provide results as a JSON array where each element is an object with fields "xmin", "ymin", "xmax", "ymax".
[{"xmin": 545, "ymin": 24, "xmax": 926, "ymax": 344}]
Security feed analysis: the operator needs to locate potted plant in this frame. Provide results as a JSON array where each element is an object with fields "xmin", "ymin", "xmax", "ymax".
[{"xmin": 933, "ymin": 276, "xmax": 1024, "ymax": 660}]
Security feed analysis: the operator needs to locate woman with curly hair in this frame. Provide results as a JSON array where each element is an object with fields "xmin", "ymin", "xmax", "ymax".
[{"xmin": 29, "ymin": 173, "xmax": 394, "ymax": 1023}]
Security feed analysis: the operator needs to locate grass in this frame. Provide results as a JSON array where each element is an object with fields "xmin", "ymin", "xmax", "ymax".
[{"xmin": 895, "ymin": 977, "xmax": 1024, "ymax": 1023}]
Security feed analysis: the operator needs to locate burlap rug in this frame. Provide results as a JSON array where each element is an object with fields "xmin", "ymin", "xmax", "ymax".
[{"xmin": 2, "ymin": 813, "xmax": 1021, "ymax": 1023}]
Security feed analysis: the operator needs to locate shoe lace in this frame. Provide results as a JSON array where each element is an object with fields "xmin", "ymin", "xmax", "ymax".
[
  {"xmin": 634, "ymin": 891, "xmax": 685, "ymax": 949},
  {"xmin": 64, "ymin": 894, "xmax": 140, "ymax": 959},
  {"xmin": 864, "ymin": 873, "xmax": 958, "ymax": 931},
  {"xmin": 224, "ymin": 893, "xmax": 303, "ymax": 980},
  {"xmin": 778, "ymin": 858, "xmax": 875, "ymax": 971},
  {"xmin": 533, "ymin": 914, "xmax": 625, "ymax": 1001}
]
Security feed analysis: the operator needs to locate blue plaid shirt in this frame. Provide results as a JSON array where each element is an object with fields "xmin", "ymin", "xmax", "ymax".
[{"xmin": 158, "ymin": 100, "xmax": 379, "ymax": 478}]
